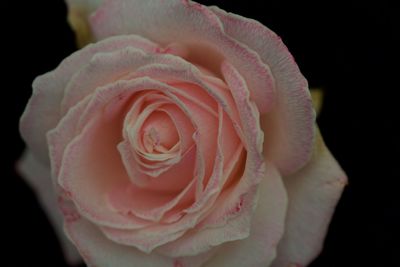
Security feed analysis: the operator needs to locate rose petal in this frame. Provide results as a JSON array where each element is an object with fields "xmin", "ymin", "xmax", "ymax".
[
  {"xmin": 155, "ymin": 95, "xmax": 255, "ymax": 258},
  {"xmin": 156, "ymin": 97, "xmax": 265, "ymax": 258},
  {"xmin": 78, "ymin": 72, "xmax": 221, "ymax": 211},
  {"xmin": 119, "ymin": 96, "xmax": 196, "ymax": 189},
  {"xmin": 77, "ymin": 63, "xmax": 241, "ymax": 199},
  {"xmin": 90, "ymin": 0, "xmax": 276, "ymax": 113},
  {"xmin": 121, "ymin": 93, "xmax": 191, "ymax": 179},
  {"xmin": 110, "ymin": 139, "xmax": 218, "ymax": 253},
  {"xmin": 106, "ymin": 174, "xmax": 196, "ymax": 223},
  {"xmin": 47, "ymin": 95, "xmax": 91, "ymax": 183},
  {"xmin": 271, "ymin": 129, "xmax": 347, "ymax": 267},
  {"xmin": 58, "ymin": 109, "xmax": 151, "ymax": 229},
  {"xmin": 127, "ymin": 59, "xmax": 245, "ymax": 161},
  {"xmin": 154, "ymin": 61, "xmax": 271, "ymax": 257},
  {"xmin": 117, "ymin": 140, "xmax": 195, "ymax": 192},
  {"xmin": 61, "ymin": 45, "xmax": 219, "ymax": 119},
  {"xmin": 100, "ymin": 105, "xmax": 240, "ymax": 252},
  {"xmin": 156, "ymin": 165, "xmax": 253, "ymax": 258},
  {"xmin": 220, "ymin": 61, "xmax": 264, "ymax": 157},
  {"xmin": 140, "ymin": 110, "xmax": 179, "ymax": 152},
  {"xmin": 17, "ymin": 151, "xmax": 81, "ymax": 265},
  {"xmin": 20, "ymin": 35, "xmax": 159, "ymax": 165},
  {"xmin": 64, "ymin": 216, "xmax": 171, "ymax": 267},
  {"xmin": 57, "ymin": 75, "xmax": 219, "ymax": 228},
  {"xmin": 155, "ymin": 60, "xmax": 286, "ymax": 262},
  {"xmin": 65, "ymin": 214, "xmax": 215, "ymax": 267},
  {"xmin": 128, "ymin": 101, "xmax": 177, "ymax": 162},
  {"xmin": 210, "ymin": 6, "xmax": 315, "ymax": 176},
  {"xmin": 61, "ymin": 45, "xmax": 156, "ymax": 115},
  {"xmin": 206, "ymin": 163, "xmax": 288, "ymax": 267}
]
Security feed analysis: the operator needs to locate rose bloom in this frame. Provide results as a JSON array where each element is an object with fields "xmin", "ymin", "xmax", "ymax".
[{"xmin": 18, "ymin": 0, "xmax": 347, "ymax": 266}]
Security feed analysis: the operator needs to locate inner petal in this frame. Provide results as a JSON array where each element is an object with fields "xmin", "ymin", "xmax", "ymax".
[{"xmin": 141, "ymin": 111, "xmax": 179, "ymax": 153}]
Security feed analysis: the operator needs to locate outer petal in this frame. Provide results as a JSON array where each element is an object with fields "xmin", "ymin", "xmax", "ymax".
[
  {"xmin": 205, "ymin": 163, "xmax": 288, "ymax": 267},
  {"xmin": 20, "ymin": 35, "xmax": 159, "ymax": 165},
  {"xmin": 90, "ymin": 0, "xmax": 276, "ymax": 114},
  {"xmin": 64, "ymin": 213, "xmax": 215, "ymax": 267},
  {"xmin": 210, "ymin": 7, "xmax": 315, "ymax": 176},
  {"xmin": 65, "ymin": 216, "xmax": 171, "ymax": 267},
  {"xmin": 47, "ymin": 95, "xmax": 92, "ymax": 184},
  {"xmin": 271, "ymin": 128, "xmax": 347, "ymax": 267},
  {"xmin": 17, "ymin": 150, "xmax": 81, "ymax": 265}
]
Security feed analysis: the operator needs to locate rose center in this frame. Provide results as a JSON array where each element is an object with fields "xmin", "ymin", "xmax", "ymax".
[{"xmin": 141, "ymin": 111, "xmax": 179, "ymax": 154}]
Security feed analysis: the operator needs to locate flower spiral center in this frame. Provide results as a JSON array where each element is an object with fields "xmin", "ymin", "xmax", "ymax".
[{"xmin": 141, "ymin": 111, "xmax": 179, "ymax": 154}]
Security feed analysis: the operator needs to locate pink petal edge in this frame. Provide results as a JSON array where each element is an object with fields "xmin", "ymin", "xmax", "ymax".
[
  {"xmin": 63, "ymin": 205, "xmax": 217, "ymax": 267},
  {"xmin": 210, "ymin": 6, "xmax": 315, "ymax": 176},
  {"xmin": 89, "ymin": 0, "xmax": 276, "ymax": 114},
  {"xmin": 20, "ymin": 35, "xmax": 161, "ymax": 166}
]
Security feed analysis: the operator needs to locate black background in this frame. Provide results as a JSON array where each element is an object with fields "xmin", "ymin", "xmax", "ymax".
[{"xmin": 4, "ymin": 0, "xmax": 399, "ymax": 266}]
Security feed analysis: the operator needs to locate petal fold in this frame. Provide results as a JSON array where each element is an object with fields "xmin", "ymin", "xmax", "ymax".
[
  {"xmin": 90, "ymin": 0, "xmax": 276, "ymax": 113},
  {"xmin": 206, "ymin": 163, "xmax": 287, "ymax": 267},
  {"xmin": 20, "ymin": 35, "xmax": 160, "ymax": 165},
  {"xmin": 210, "ymin": 7, "xmax": 315, "ymax": 176}
]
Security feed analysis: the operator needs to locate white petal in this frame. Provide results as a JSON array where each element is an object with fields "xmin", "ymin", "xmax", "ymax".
[
  {"xmin": 206, "ymin": 163, "xmax": 288, "ymax": 267},
  {"xmin": 271, "ymin": 128, "xmax": 347, "ymax": 267},
  {"xmin": 17, "ymin": 150, "xmax": 82, "ymax": 265},
  {"xmin": 65, "ymin": 215, "xmax": 212, "ymax": 267},
  {"xmin": 210, "ymin": 6, "xmax": 315, "ymax": 176}
]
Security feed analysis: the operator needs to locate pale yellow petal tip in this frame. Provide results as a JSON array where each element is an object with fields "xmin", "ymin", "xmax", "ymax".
[
  {"xmin": 67, "ymin": 8, "xmax": 94, "ymax": 48},
  {"xmin": 310, "ymin": 88, "xmax": 324, "ymax": 116}
]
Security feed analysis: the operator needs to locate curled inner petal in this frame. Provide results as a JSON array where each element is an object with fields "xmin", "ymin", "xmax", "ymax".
[{"xmin": 141, "ymin": 111, "xmax": 179, "ymax": 153}]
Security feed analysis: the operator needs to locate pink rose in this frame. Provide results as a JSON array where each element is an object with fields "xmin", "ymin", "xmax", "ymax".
[{"xmin": 18, "ymin": 0, "xmax": 347, "ymax": 266}]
